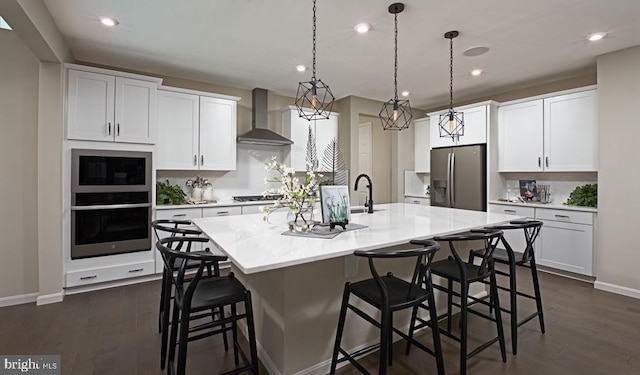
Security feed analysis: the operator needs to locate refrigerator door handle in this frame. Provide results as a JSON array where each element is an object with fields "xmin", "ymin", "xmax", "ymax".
[
  {"xmin": 450, "ymin": 152, "xmax": 456, "ymax": 207},
  {"xmin": 446, "ymin": 152, "xmax": 452, "ymax": 207}
]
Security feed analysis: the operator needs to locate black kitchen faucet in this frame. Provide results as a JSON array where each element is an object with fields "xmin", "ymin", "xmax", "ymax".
[{"xmin": 354, "ymin": 174, "xmax": 374, "ymax": 214}]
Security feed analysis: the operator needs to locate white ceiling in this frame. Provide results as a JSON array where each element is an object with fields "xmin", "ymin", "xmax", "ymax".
[{"xmin": 42, "ymin": 0, "xmax": 640, "ymax": 108}]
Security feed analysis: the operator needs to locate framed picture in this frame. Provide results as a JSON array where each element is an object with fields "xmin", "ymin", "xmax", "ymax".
[
  {"xmin": 519, "ymin": 180, "xmax": 537, "ymax": 200},
  {"xmin": 319, "ymin": 185, "xmax": 351, "ymax": 224}
]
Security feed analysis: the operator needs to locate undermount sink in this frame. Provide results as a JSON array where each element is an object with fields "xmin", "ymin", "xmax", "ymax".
[{"xmin": 350, "ymin": 207, "xmax": 383, "ymax": 214}]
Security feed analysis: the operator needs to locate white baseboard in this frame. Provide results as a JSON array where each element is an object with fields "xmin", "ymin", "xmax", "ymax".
[
  {"xmin": 0, "ymin": 292, "xmax": 39, "ymax": 307},
  {"xmin": 594, "ymin": 281, "xmax": 640, "ymax": 300},
  {"xmin": 36, "ymin": 291, "xmax": 65, "ymax": 305}
]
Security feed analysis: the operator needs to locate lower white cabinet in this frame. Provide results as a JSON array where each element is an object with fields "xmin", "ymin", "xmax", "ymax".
[
  {"xmin": 487, "ymin": 203, "xmax": 595, "ymax": 276},
  {"xmin": 535, "ymin": 208, "xmax": 594, "ymax": 276},
  {"xmin": 66, "ymin": 260, "xmax": 155, "ymax": 287}
]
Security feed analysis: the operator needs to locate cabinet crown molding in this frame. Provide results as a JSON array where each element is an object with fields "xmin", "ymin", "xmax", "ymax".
[{"xmin": 64, "ymin": 63, "xmax": 163, "ymax": 85}]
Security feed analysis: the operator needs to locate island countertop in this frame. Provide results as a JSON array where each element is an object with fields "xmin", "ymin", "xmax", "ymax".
[{"xmin": 192, "ymin": 203, "xmax": 522, "ymax": 274}]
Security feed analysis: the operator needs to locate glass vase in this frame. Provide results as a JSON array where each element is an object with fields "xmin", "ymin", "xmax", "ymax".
[{"xmin": 286, "ymin": 205, "xmax": 316, "ymax": 233}]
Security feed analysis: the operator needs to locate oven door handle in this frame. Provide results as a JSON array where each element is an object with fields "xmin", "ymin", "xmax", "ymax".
[{"xmin": 71, "ymin": 203, "xmax": 151, "ymax": 211}]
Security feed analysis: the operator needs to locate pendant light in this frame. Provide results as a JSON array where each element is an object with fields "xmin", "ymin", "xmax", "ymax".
[
  {"xmin": 295, "ymin": 0, "xmax": 335, "ymax": 121},
  {"xmin": 439, "ymin": 30, "xmax": 464, "ymax": 138},
  {"xmin": 379, "ymin": 3, "xmax": 412, "ymax": 131}
]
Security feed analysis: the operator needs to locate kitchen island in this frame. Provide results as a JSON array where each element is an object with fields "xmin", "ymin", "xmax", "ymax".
[{"xmin": 192, "ymin": 203, "xmax": 522, "ymax": 375}]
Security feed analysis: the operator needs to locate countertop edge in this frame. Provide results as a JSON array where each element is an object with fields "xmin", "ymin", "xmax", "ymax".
[
  {"xmin": 489, "ymin": 200, "xmax": 597, "ymax": 213},
  {"xmin": 156, "ymin": 200, "xmax": 277, "ymax": 210}
]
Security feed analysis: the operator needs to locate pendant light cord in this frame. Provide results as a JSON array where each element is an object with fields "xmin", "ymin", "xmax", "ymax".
[
  {"xmin": 393, "ymin": 12, "xmax": 398, "ymax": 101},
  {"xmin": 449, "ymin": 36, "xmax": 453, "ymax": 111},
  {"xmin": 311, "ymin": 0, "xmax": 317, "ymax": 81}
]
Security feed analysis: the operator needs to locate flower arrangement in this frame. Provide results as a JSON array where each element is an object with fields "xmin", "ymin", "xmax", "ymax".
[
  {"xmin": 262, "ymin": 156, "xmax": 321, "ymax": 228},
  {"xmin": 186, "ymin": 176, "xmax": 210, "ymax": 189}
]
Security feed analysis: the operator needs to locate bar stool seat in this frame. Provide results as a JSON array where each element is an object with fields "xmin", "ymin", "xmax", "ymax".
[{"xmin": 330, "ymin": 240, "xmax": 445, "ymax": 375}]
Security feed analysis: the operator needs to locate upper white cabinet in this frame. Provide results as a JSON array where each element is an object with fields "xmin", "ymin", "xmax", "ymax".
[
  {"xmin": 413, "ymin": 117, "xmax": 430, "ymax": 173},
  {"xmin": 281, "ymin": 106, "xmax": 339, "ymax": 172},
  {"xmin": 156, "ymin": 87, "xmax": 239, "ymax": 171},
  {"xmin": 498, "ymin": 88, "xmax": 597, "ymax": 172},
  {"xmin": 429, "ymin": 104, "xmax": 488, "ymax": 149},
  {"xmin": 66, "ymin": 67, "xmax": 160, "ymax": 144}
]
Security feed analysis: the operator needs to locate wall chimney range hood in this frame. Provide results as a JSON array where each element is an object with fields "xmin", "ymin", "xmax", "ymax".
[{"xmin": 237, "ymin": 88, "xmax": 293, "ymax": 146}]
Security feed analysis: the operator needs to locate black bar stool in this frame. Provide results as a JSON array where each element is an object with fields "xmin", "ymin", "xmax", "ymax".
[
  {"xmin": 152, "ymin": 219, "xmax": 227, "ymax": 370},
  {"xmin": 157, "ymin": 236, "xmax": 259, "ymax": 375},
  {"xmin": 469, "ymin": 220, "xmax": 544, "ymax": 354},
  {"xmin": 409, "ymin": 230, "xmax": 506, "ymax": 375},
  {"xmin": 329, "ymin": 240, "xmax": 445, "ymax": 375}
]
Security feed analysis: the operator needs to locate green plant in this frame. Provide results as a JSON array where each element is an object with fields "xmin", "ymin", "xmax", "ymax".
[
  {"xmin": 156, "ymin": 180, "xmax": 187, "ymax": 205},
  {"xmin": 564, "ymin": 183, "xmax": 597, "ymax": 207}
]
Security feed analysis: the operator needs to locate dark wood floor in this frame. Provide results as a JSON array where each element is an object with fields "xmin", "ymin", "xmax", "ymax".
[{"xmin": 1, "ymin": 267, "xmax": 639, "ymax": 375}]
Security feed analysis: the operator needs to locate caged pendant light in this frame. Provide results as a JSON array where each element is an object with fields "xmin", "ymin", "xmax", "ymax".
[
  {"xmin": 379, "ymin": 3, "xmax": 412, "ymax": 131},
  {"xmin": 295, "ymin": 0, "xmax": 335, "ymax": 121},
  {"xmin": 439, "ymin": 30, "xmax": 464, "ymax": 139}
]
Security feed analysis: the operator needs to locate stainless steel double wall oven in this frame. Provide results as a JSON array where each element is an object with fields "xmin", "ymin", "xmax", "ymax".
[{"xmin": 71, "ymin": 149, "xmax": 152, "ymax": 259}]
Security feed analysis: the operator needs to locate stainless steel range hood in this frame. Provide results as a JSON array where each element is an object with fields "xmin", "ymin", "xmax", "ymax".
[{"xmin": 237, "ymin": 88, "xmax": 293, "ymax": 146}]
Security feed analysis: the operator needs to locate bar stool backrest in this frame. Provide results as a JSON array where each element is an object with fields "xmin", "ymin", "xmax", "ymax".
[
  {"xmin": 152, "ymin": 219, "xmax": 202, "ymax": 252},
  {"xmin": 353, "ymin": 240, "xmax": 440, "ymax": 305},
  {"xmin": 156, "ymin": 236, "xmax": 228, "ymax": 301},
  {"xmin": 435, "ymin": 230, "xmax": 504, "ymax": 280},
  {"xmin": 486, "ymin": 220, "xmax": 543, "ymax": 263}
]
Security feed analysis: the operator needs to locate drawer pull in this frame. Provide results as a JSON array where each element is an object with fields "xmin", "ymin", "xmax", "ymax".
[
  {"xmin": 413, "ymin": 200, "xmax": 420, "ymax": 204},
  {"xmin": 128, "ymin": 268, "xmax": 144, "ymax": 273},
  {"xmin": 172, "ymin": 214, "xmax": 187, "ymax": 217},
  {"xmin": 555, "ymin": 214, "xmax": 570, "ymax": 220},
  {"xmin": 216, "ymin": 211, "xmax": 230, "ymax": 215},
  {"xmin": 80, "ymin": 275, "xmax": 97, "ymax": 280},
  {"xmin": 504, "ymin": 209, "xmax": 517, "ymax": 214}
]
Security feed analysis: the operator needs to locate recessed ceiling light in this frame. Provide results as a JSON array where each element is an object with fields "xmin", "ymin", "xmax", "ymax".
[
  {"xmin": 471, "ymin": 69, "xmax": 483, "ymax": 76},
  {"xmin": 401, "ymin": 91, "xmax": 410, "ymax": 97},
  {"xmin": 295, "ymin": 65, "xmax": 307, "ymax": 72},
  {"xmin": 354, "ymin": 23, "xmax": 371, "ymax": 34},
  {"xmin": 463, "ymin": 46, "xmax": 490, "ymax": 57},
  {"xmin": 587, "ymin": 32, "xmax": 607, "ymax": 42},
  {"xmin": 99, "ymin": 17, "xmax": 119, "ymax": 27}
]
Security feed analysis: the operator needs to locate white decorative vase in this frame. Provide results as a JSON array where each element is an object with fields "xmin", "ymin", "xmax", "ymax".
[
  {"xmin": 191, "ymin": 187, "xmax": 203, "ymax": 201},
  {"xmin": 202, "ymin": 185, "xmax": 214, "ymax": 202}
]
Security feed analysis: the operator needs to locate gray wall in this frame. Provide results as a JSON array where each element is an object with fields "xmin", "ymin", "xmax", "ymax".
[
  {"xmin": 596, "ymin": 46, "xmax": 640, "ymax": 291},
  {"xmin": 0, "ymin": 30, "xmax": 40, "ymax": 298}
]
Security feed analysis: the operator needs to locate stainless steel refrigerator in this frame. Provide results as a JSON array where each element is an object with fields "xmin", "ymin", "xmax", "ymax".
[{"xmin": 430, "ymin": 144, "xmax": 486, "ymax": 211}]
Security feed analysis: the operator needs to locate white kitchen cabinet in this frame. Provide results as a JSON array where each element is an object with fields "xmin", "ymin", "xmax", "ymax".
[
  {"xmin": 156, "ymin": 87, "xmax": 239, "ymax": 171},
  {"xmin": 429, "ymin": 104, "xmax": 488, "ymax": 149},
  {"xmin": 535, "ymin": 207, "xmax": 594, "ymax": 276},
  {"xmin": 282, "ymin": 106, "xmax": 339, "ymax": 172},
  {"xmin": 498, "ymin": 100, "xmax": 544, "ymax": 171},
  {"xmin": 488, "ymin": 203, "xmax": 535, "ymax": 254},
  {"xmin": 413, "ymin": 117, "xmax": 430, "ymax": 172},
  {"xmin": 65, "ymin": 260, "xmax": 155, "ymax": 287},
  {"xmin": 498, "ymin": 88, "xmax": 597, "ymax": 172},
  {"xmin": 67, "ymin": 68, "xmax": 159, "ymax": 144}
]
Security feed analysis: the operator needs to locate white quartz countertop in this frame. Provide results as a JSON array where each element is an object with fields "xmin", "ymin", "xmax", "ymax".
[
  {"xmin": 192, "ymin": 203, "xmax": 523, "ymax": 274},
  {"xmin": 156, "ymin": 200, "xmax": 276, "ymax": 210},
  {"xmin": 489, "ymin": 200, "xmax": 597, "ymax": 213}
]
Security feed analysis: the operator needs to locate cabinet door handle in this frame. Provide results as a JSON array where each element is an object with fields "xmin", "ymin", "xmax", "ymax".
[
  {"xmin": 193, "ymin": 155, "xmax": 197, "ymax": 166},
  {"xmin": 545, "ymin": 156, "xmax": 549, "ymax": 168},
  {"xmin": 80, "ymin": 275, "xmax": 97, "ymax": 280},
  {"xmin": 538, "ymin": 157, "xmax": 541, "ymax": 168},
  {"xmin": 117, "ymin": 123, "xmax": 120, "ymax": 136},
  {"xmin": 216, "ymin": 211, "xmax": 230, "ymax": 215},
  {"xmin": 201, "ymin": 155, "xmax": 204, "ymax": 166},
  {"xmin": 504, "ymin": 209, "xmax": 517, "ymax": 214},
  {"xmin": 108, "ymin": 122, "xmax": 111, "ymax": 135},
  {"xmin": 128, "ymin": 268, "xmax": 144, "ymax": 273}
]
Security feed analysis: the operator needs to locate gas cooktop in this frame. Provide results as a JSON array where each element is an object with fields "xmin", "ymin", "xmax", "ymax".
[{"xmin": 233, "ymin": 194, "xmax": 283, "ymax": 202}]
